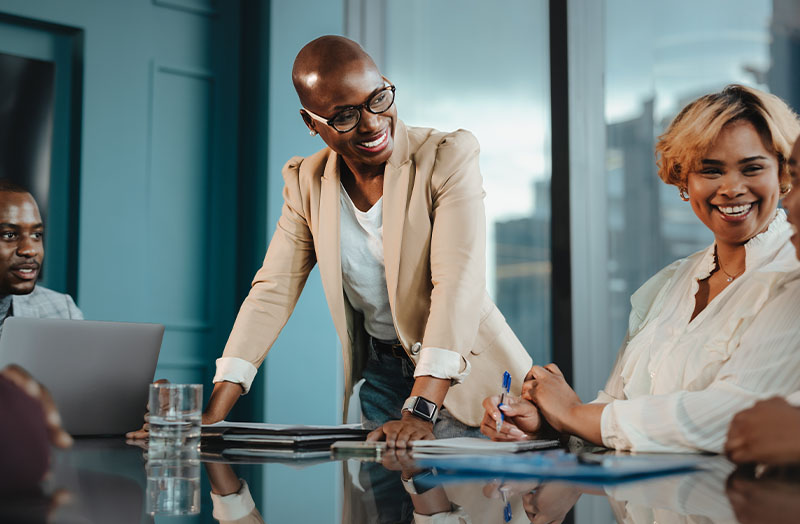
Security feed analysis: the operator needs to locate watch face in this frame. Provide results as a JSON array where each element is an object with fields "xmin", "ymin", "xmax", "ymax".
[{"xmin": 414, "ymin": 397, "xmax": 436, "ymax": 419}]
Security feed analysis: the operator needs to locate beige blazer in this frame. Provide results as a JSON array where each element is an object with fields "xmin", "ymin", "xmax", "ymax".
[{"xmin": 222, "ymin": 121, "xmax": 532, "ymax": 426}]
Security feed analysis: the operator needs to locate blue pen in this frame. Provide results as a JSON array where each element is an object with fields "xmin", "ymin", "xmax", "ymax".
[
  {"xmin": 500, "ymin": 484, "xmax": 512, "ymax": 522},
  {"xmin": 496, "ymin": 371, "xmax": 511, "ymax": 433}
]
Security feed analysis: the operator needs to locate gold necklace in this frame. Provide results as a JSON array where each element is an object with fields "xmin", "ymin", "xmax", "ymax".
[{"xmin": 715, "ymin": 248, "xmax": 745, "ymax": 283}]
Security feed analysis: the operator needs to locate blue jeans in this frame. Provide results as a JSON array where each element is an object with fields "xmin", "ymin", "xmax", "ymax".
[{"xmin": 359, "ymin": 339, "xmax": 483, "ymax": 438}]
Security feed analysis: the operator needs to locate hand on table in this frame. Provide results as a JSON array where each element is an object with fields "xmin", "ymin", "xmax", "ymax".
[
  {"xmin": 366, "ymin": 413, "xmax": 434, "ymax": 448},
  {"xmin": 125, "ymin": 378, "xmax": 168, "ymax": 439},
  {"xmin": 380, "ymin": 447, "xmax": 421, "ymax": 478},
  {"xmin": 0, "ymin": 364, "xmax": 72, "ymax": 449},
  {"xmin": 523, "ymin": 364, "xmax": 582, "ymax": 434},
  {"xmin": 726, "ymin": 468, "xmax": 800, "ymax": 524},
  {"xmin": 521, "ymin": 482, "xmax": 581, "ymax": 524},
  {"xmin": 725, "ymin": 397, "xmax": 800, "ymax": 465},
  {"xmin": 480, "ymin": 394, "xmax": 541, "ymax": 440}
]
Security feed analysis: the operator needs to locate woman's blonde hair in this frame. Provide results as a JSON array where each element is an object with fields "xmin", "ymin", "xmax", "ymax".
[{"xmin": 655, "ymin": 85, "xmax": 800, "ymax": 193}]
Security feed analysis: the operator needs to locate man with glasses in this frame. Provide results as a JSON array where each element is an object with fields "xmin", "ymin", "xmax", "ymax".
[{"xmin": 202, "ymin": 35, "xmax": 532, "ymax": 446}]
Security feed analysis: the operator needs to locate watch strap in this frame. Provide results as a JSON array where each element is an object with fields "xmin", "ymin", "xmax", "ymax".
[{"xmin": 401, "ymin": 469, "xmax": 436, "ymax": 495}]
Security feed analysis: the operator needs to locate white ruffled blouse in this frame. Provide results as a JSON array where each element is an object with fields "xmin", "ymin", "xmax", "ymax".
[{"xmin": 597, "ymin": 210, "xmax": 800, "ymax": 452}]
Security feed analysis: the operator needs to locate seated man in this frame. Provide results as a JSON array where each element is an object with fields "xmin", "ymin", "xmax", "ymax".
[{"xmin": 0, "ymin": 180, "xmax": 81, "ymax": 334}]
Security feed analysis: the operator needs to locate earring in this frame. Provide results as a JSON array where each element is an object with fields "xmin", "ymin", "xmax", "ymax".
[
  {"xmin": 679, "ymin": 187, "xmax": 689, "ymax": 201},
  {"xmin": 780, "ymin": 184, "xmax": 792, "ymax": 195},
  {"xmin": 309, "ymin": 129, "xmax": 317, "ymax": 137}
]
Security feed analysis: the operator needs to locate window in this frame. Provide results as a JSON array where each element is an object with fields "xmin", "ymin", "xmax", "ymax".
[
  {"xmin": 377, "ymin": 0, "xmax": 552, "ymax": 363},
  {"xmin": 600, "ymin": 0, "xmax": 798, "ymax": 374}
]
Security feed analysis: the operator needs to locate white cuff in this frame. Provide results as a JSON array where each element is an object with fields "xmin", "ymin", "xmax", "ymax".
[
  {"xmin": 214, "ymin": 357, "xmax": 258, "ymax": 394},
  {"xmin": 786, "ymin": 391, "xmax": 800, "ymax": 406},
  {"xmin": 601, "ymin": 400, "xmax": 675, "ymax": 452},
  {"xmin": 412, "ymin": 504, "xmax": 470, "ymax": 524},
  {"xmin": 413, "ymin": 347, "xmax": 471, "ymax": 384},
  {"xmin": 211, "ymin": 479, "xmax": 256, "ymax": 521},
  {"xmin": 600, "ymin": 401, "xmax": 627, "ymax": 450}
]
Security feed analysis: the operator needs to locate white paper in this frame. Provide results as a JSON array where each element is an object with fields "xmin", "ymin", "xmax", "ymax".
[{"xmin": 411, "ymin": 437, "xmax": 560, "ymax": 455}]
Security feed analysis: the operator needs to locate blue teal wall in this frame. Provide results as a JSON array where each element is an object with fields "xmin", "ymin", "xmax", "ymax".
[
  {"xmin": 0, "ymin": 0, "xmax": 380, "ymax": 519},
  {"xmin": 0, "ymin": 0, "xmax": 243, "ymax": 393},
  {"xmin": 0, "ymin": 0, "xmax": 346, "ymax": 430},
  {"xmin": 258, "ymin": 0, "xmax": 345, "ymax": 519},
  {"xmin": 262, "ymin": 1, "xmax": 343, "ymax": 428},
  {"xmin": 0, "ymin": 0, "xmax": 347, "ymax": 428},
  {"xmin": 0, "ymin": 19, "xmax": 80, "ymax": 295}
]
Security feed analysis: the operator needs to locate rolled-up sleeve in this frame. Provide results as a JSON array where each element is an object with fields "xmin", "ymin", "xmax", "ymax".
[
  {"xmin": 211, "ymin": 480, "xmax": 262, "ymax": 524},
  {"xmin": 413, "ymin": 347, "xmax": 471, "ymax": 383},
  {"xmin": 213, "ymin": 357, "xmax": 259, "ymax": 394}
]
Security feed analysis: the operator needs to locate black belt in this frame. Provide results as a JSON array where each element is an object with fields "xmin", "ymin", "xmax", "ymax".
[{"xmin": 370, "ymin": 337, "xmax": 408, "ymax": 359}]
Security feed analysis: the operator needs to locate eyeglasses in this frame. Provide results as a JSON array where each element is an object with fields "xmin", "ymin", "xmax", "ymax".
[{"xmin": 303, "ymin": 84, "xmax": 396, "ymax": 133}]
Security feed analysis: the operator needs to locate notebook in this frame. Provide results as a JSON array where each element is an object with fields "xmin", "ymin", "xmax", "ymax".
[
  {"xmin": 410, "ymin": 437, "xmax": 561, "ymax": 457},
  {"xmin": 202, "ymin": 421, "xmax": 370, "ymax": 448}
]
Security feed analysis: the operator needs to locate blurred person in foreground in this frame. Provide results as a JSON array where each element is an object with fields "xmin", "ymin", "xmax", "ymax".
[
  {"xmin": 482, "ymin": 85, "xmax": 800, "ymax": 453},
  {"xmin": 0, "ymin": 364, "xmax": 72, "ymax": 493},
  {"xmin": 725, "ymin": 134, "xmax": 800, "ymax": 465}
]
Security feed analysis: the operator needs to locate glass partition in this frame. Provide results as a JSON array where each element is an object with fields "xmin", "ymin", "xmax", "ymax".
[{"xmin": 381, "ymin": 0, "xmax": 552, "ymax": 363}]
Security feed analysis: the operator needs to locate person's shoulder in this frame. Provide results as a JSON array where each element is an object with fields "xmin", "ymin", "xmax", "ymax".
[
  {"xmin": 633, "ymin": 248, "xmax": 706, "ymax": 299},
  {"xmin": 408, "ymin": 125, "xmax": 480, "ymax": 156},
  {"xmin": 24, "ymin": 285, "xmax": 69, "ymax": 301},
  {"xmin": 282, "ymin": 148, "xmax": 333, "ymax": 192},
  {"xmin": 282, "ymin": 147, "xmax": 330, "ymax": 176},
  {"xmin": 20, "ymin": 286, "xmax": 82, "ymax": 319},
  {"xmin": 628, "ymin": 249, "xmax": 705, "ymax": 332}
]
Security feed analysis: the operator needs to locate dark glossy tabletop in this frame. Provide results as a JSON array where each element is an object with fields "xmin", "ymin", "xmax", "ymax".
[{"xmin": 2, "ymin": 438, "xmax": 798, "ymax": 523}]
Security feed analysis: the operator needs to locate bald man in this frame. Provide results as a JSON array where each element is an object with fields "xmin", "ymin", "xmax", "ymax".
[
  {"xmin": 203, "ymin": 36, "xmax": 531, "ymax": 446},
  {"xmin": 0, "ymin": 181, "xmax": 81, "ymax": 335}
]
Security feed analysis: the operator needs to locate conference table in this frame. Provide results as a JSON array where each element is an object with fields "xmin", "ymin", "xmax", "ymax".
[{"xmin": 1, "ymin": 437, "xmax": 798, "ymax": 523}]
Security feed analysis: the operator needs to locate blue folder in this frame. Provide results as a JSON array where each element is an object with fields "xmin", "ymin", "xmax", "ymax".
[{"xmin": 415, "ymin": 450, "xmax": 707, "ymax": 484}]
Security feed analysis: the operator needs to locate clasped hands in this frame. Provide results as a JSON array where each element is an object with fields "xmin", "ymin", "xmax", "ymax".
[{"xmin": 480, "ymin": 363, "xmax": 582, "ymax": 441}]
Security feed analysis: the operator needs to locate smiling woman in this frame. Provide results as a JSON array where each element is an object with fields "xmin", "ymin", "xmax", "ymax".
[
  {"xmin": 130, "ymin": 35, "xmax": 534, "ymax": 447},
  {"xmin": 482, "ymin": 85, "xmax": 800, "ymax": 453}
]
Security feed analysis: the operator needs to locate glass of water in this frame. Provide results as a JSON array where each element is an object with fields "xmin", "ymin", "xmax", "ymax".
[
  {"xmin": 148, "ymin": 383, "xmax": 202, "ymax": 449},
  {"xmin": 146, "ymin": 446, "xmax": 201, "ymax": 515}
]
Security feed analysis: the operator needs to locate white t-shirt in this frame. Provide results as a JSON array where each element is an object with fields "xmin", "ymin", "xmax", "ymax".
[
  {"xmin": 338, "ymin": 184, "xmax": 469, "ymax": 383},
  {"xmin": 339, "ymin": 186, "xmax": 397, "ymax": 340}
]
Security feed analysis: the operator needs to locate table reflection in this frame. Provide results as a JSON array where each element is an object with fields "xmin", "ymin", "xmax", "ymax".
[
  {"xmin": 606, "ymin": 457, "xmax": 737, "ymax": 523},
  {"xmin": 145, "ymin": 445, "xmax": 201, "ymax": 516},
  {"xmin": 4, "ymin": 439, "xmax": 800, "ymax": 523},
  {"xmin": 725, "ymin": 466, "xmax": 800, "ymax": 524}
]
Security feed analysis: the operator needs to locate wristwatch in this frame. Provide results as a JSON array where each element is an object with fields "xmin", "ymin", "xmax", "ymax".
[
  {"xmin": 402, "ymin": 395, "xmax": 438, "ymax": 424},
  {"xmin": 400, "ymin": 468, "xmax": 437, "ymax": 495}
]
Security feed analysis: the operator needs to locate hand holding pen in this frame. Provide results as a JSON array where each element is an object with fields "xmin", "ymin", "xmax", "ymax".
[
  {"xmin": 496, "ymin": 371, "xmax": 512, "ymax": 433},
  {"xmin": 480, "ymin": 372, "xmax": 543, "ymax": 440}
]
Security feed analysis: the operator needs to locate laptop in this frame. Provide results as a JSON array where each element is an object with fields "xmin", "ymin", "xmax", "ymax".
[{"xmin": 0, "ymin": 317, "xmax": 164, "ymax": 436}]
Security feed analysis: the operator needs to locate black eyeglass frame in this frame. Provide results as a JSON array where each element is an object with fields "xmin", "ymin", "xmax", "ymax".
[{"xmin": 303, "ymin": 84, "xmax": 396, "ymax": 133}]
